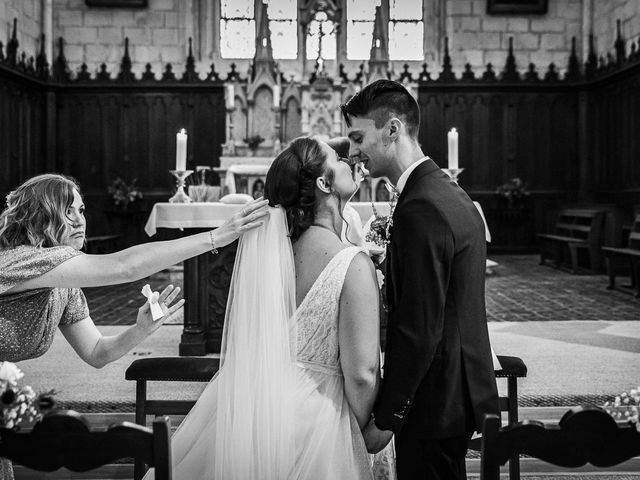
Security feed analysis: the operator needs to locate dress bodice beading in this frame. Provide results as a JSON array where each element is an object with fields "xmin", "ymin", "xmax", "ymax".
[{"xmin": 294, "ymin": 247, "xmax": 364, "ymax": 373}]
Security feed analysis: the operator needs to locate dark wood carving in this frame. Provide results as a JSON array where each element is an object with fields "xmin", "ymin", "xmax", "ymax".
[
  {"xmin": 482, "ymin": 407, "xmax": 640, "ymax": 480},
  {"xmin": 0, "ymin": 410, "xmax": 170, "ymax": 478}
]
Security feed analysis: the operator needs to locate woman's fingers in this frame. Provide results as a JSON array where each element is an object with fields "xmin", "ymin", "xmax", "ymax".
[{"xmin": 240, "ymin": 220, "xmax": 265, "ymax": 232}]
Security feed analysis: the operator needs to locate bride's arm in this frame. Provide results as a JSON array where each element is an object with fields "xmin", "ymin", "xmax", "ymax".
[
  {"xmin": 13, "ymin": 199, "xmax": 269, "ymax": 290},
  {"xmin": 338, "ymin": 252, "xmax": 381, "ymax": 429}
]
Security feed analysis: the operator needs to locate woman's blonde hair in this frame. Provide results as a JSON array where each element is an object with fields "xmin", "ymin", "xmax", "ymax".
[{"xmin": 0, "ymin": 174, "xmax": 81, "ymax": 248}]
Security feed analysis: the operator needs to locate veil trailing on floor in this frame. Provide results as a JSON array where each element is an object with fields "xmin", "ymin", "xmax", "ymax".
[{"xmin": 209, "ymin": 206, "xmax": 297, "ymax": 479}]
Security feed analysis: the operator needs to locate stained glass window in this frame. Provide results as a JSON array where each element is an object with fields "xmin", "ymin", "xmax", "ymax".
[
  {"xmin": 220, "ymin": 0, "xmax": 255, "ymax": 59},
  {"xmin": 389, "ymin": 0, "xmax": 424, "ymax": 60},
  {"xmin": 346, "ymin": 0, "xmax": 376, "ymax": 60},
  {"xmin": 306, "ymin": 11, "xmax": 336, "ymax": 60},
  {"xmin": 267, "ymin": 0, "xmax": 297, "ymax": 59}
]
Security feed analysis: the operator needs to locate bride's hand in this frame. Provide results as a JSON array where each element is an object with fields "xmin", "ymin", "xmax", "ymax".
[{"xmin": 212, "ymin": 198, "xmax": 270, "ymax": 247}]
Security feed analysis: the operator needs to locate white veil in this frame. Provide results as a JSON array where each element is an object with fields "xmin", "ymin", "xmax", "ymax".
[{"xmin": 209, "ymin": 206, "xmax": 297, "ymax": 479}]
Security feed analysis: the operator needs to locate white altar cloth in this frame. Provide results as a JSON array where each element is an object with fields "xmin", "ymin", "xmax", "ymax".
[{"xmin": 144, "ymin": 201, "xmax": 490, "ymax": 242}]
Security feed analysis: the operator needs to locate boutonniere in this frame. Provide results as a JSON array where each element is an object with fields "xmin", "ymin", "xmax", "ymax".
[{"xmin": 365, "ymin": 182, "xmax": 399, "ymax": 248}]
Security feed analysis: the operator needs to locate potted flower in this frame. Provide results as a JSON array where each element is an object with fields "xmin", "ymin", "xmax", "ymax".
[
  {"xmin": 496, "ymin": 177, "xmax": 530, "ymax": 209},
  {"xmin": 243, "ymin": 135, "xmax": 265, "ymax": 156},
  {"xmin": 108, "ymin": 177, "xmax": 143, "ymax": 211}
]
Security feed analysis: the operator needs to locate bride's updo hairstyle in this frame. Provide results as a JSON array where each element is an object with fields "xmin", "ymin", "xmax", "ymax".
[{"xmin": 265, "ymin": 137, "xmax": 335, "ymax": 241}]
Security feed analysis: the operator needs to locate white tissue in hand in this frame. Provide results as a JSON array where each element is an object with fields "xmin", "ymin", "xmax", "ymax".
[{"xmin": 141, "ymin": 284, "xmax": 164, "ymax": 321}]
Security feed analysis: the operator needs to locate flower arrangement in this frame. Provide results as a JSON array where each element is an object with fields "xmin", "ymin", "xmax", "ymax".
[
  {"xmin": 364, "ymin": 182, "xmax": 399, "ymax": 249},
  {"xmin": 108, "ymin": 177, "xmax": 143, "ymax": 209},
  {"xmin": 0, "ymin": 362, "xmax": 55, "ymax": 429},
  {"xmin": 496, "ymin": 177, "xmax": 530, "ymax": 208},
  {"xmin": 604, "ymin": 387, "xmax": 640, "ymax": 432},
  {"xmin": 244, "ymin": 135, "xmax": 265, "ymax": 151}
]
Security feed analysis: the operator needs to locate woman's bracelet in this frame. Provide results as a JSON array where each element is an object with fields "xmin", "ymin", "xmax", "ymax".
[{"xmin": 209, "ymin": 231, "xmax": 219, "ymax": 255}]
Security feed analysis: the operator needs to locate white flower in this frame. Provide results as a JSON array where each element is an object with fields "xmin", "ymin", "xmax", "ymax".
[
  {"xmin": 5, "ymin": 420, "xmax": 14, "ymax": 429},
  {"xmin": 376, "ymin": 270, "xmax": 385, "ymax": 289},
  {"xmin": 0, "ymin": 362, "xmax": 24, "ymax": 385}
]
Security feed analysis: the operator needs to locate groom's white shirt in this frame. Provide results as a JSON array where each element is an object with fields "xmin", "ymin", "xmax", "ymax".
[{"xmin": 395, "ymin": 156, "xmax": 429, "ymax": 194}]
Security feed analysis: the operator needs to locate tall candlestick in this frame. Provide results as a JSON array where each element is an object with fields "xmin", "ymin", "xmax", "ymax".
[
  {"xmin": 176, "ymin": 128, "xmax": 187, "ymax": 171},
  {"xmin": 226, "ymin": 84, "xmax": 235, "ymax": 109},
  {"xmin": 273, "ymin": 85, "xmax": 280, "ymax": 108},
  {"xmin": 447, "ymin": 127, "xmax": 459, "ymax": 170}
]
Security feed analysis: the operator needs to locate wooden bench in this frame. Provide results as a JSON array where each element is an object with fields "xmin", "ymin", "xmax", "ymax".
[
  {"xmin": 602, "ymin": 213, "xmax": 640, "ymax": 297},
  {"xmin": 85, "ymin": 234, "xmax": 120, "ymax": 254},
  {"xmin": 127, "ymin": 355, "xmax": 527, "ymax": 480},
  {"xmin": 537, "ymin": 209, "xmax": 605, "ymax": 273}
]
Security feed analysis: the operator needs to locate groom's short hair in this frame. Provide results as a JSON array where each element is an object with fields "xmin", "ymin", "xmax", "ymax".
[{"xmin": 340, "ymin": 79, "xmax": 420, "ymax": 139}]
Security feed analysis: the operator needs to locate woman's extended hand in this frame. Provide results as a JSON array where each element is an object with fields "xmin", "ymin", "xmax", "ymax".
[
  {"xmin": 136, "ymin": 284, "xmax": 184, "ymax": 334},
  {"xmin": 213, "ymin": 198, "xmax": 270, "ymax": 247}
]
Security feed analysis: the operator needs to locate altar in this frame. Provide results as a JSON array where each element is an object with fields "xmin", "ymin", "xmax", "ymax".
[{"xmin": 145, "ymin": 202, "xmax": 391, "ymax": 355}]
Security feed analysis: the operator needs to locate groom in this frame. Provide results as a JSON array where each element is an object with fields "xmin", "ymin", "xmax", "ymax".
[{"xmin": 342, "ymin": 80, "xmax": 498, "ymax": 479}]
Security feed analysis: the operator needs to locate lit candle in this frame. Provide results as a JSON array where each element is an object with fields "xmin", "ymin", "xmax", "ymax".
[
  {"xmin": 176, "ymin": 128, "xmax": 187, "ymax": 171},
  {"xmin": 273, "ymin": 85, "xmax": 280, "ymax": 108},
  {"xmin": 447, "ymin": 127, "xmax": 459, "ymax": 170},
  {"xmin": 226, "ymin": 84, "xmax": 235, "ymax": 109}
]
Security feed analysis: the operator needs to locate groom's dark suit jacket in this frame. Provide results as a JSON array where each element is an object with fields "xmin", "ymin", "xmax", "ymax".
[{"xmin": 374, "ymin": 158, "xmax": 499, "ymax": 439}]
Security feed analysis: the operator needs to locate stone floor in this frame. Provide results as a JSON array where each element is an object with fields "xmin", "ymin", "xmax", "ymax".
[{"xmin": 13, "ymin": 254, "xmax": 640, "ymax": 478}]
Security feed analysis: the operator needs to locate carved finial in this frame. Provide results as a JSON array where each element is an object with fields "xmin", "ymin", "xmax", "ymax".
[
  {"xmin": 418, "ymin": 62, "xmax": 430, "ymax": 82},
  {"xmin": 36, "ymin": 34, "xmax": 49, "ymax": 79},
  {"xmin": 141, "ymin": 63, "xmax": 156, "ymax": 81},
  {"xmin": 565, "ymin": 36, "xmax": 581, "ymax": 82},
  {"xmin": 615, "ymin": 19, "xmax": 626, "ymax": 64},
  {"xmin": 501, "ymin": 37, "xmax": 519, "ymax": 82},
  {"xmin": 544, "ymin": 62, "xmax": 559, "ymax": 81},
  {"xmin": 338, "ymin": 63, "xmax": 349, "ymax": 83},
  {"xmin": 162, "ymin": 63, "xmax": 177, "ymax": 82},
  {"xmin": 354, "ymin": 63, "xmax": 365, "ymax": 83},
  {"xmin": 525, "ymin": 63, "xmax": 539, "ymax": 81},
  {"xmin": 117, "ymin": 37, "xmax": 134, "ymax": 82},
  {"xmin": 399, "ymin": 63, "xmax": 413, "ymax": 83},
  {"xmin": 206, "ymin": 63, "xmax": 220, "ymax": 82},
  {"xmin": 7, "ymin": 18, "xmax": 19, "ymax": 65},
  {"xmin": 585, "ymin": 33, "xmax": 598, "ymax": 79},
  {"xmin": 76, "ymin": 63, "xmax": 91, "ymax": 82},
  {"xmin": 96, "ymin": 63, "xmax": 111, "ymax": 82},
  {"xmin": 461, "ymin": 63, "xmax": 475, "ymax": 81},
  {"xmin": 227, "ymin": 62, "xmax": 241, "ymax": 82},
  {"xmin": 52, "ymin": 37, "xmax": 70, "ymax": 82},
  {"xmin": 482, "ymin": 63, "xmax": 497, "ymax": 81},
  {"xmin": 438, "ymin": 37, "xmax": 455, "ymax": 82},
  {"xmin": 182, "ymin": 37, "xmax": 198, "ymax": 82}
]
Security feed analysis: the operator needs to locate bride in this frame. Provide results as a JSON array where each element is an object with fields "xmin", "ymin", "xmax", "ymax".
[{"xmin": 144, "ymin": 137, "xmax": 393, "ymax": 479}]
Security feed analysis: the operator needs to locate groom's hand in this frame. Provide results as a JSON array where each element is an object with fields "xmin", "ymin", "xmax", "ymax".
[{"xmin": 362, "ymin": 417, "xmax": 393, "ymax": 454}]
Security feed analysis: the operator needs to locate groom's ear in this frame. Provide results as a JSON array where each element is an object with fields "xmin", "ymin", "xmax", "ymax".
[{"xmin": 388, "ymin": 118, "xmax": 402, "ymax": 142}]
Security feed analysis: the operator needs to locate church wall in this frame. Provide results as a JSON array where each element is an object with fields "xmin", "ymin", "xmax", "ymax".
[
  {"xmin": 52, "ymin": 0, "xmax": 190, "ymax": 77},
  {"xmin": 1, "ymin": 0, "xmax": 42, "ymax": 56},
  {"xmin": 43, "ymin": 0, "xmax": 604, "ymax": 81},
  {"xmin": 594, "ymin": 0, "xmax": 640, "ymax": 55},
  {"xmin": 447, "ymin": 0, "xmax": 583, "ymax": 74}
]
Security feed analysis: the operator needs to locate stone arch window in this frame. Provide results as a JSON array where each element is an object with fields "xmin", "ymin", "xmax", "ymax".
[
  {"xmin": 267, "ymin": 0, "xmax": 298, "ymax": 59},
  {"xmin": 389, "ymin": 0, "xmax": 424, "ymax": 61},
  {"xmin": 220, "ymin": 0, "xmax": 256, "ymax": 58},
  {"xmin": 346, "ymin": 0, "xmax": 377, "ymax": 60}
]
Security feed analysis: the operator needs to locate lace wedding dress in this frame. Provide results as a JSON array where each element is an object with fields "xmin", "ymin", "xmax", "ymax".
[{"xmin": 144, "ymin": 209, "xmax": 394, "ymax": 480}]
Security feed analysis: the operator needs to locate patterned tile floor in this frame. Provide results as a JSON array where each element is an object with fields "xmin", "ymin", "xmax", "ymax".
[{"xmin": 85, "ymin": 255, "xmax": 640, "ymax": 326}]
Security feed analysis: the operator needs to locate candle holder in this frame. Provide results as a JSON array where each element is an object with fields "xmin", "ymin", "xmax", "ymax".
[
  {"xmin": 443, "ymin": 168, "xmax": 464, "ymax": 184},
  {"xmin": 169, "ymin": 170, "xmax": 193, "ymax": 203}
]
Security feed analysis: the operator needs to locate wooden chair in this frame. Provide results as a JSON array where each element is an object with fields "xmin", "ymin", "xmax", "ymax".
[
  {"xmin": 469, "ymin": 355, "xmax": 528, "ymax": 480},
  {"xmin": 602, "ymin": 213, "xmax": 640, "ymax": 297},
  {"xmin": 125, "ymin": 356, "xmax": 220, "ymax": 479},
  {"xmin": 0, "ymin": 409, "xmax": 171, "ymax": 479},
  {"xmin": 480, "ymin": 406, "xmax": 640, "ymax": 480}
]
